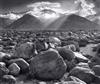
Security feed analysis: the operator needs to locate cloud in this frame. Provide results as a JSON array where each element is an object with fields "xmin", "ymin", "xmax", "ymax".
[
  {"xmin": 27, "ymin": 1, "xmax": 79, "ymax": 19},
  {"xmin": 1, "ymin": 0, "xmax": 97, "ymax": 22},
  {"xmin": 27, "ymin": 1, "xmax": 97, "ymax": 18},
  {"xmin": 0, "ymin": 13, "xmax": 22, "ymax": 20},
  {"xmin": 75, "ymin": 0, "xmax": 96, "ymax": 17}
]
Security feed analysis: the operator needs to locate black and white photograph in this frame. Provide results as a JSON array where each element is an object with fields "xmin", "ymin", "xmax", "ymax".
[{"xmin": 0, "ymin": 0, "xmax": 100, "ymax": 84}]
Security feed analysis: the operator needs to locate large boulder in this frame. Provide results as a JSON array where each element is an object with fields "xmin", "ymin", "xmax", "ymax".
[
  {"xmin": 13, "ymin": 42, "xmax": 35, "ymax": 59},
  {"xmin": 30, "ymin": 48, "xmax": 67, "ymax": 80},
  {"xmin": 69, "ymin": 66, "xmax": 95, "ymax": 84},
  {"xmin": 56, "ymin": 47, "xmax": 75, "ymax": 61}
]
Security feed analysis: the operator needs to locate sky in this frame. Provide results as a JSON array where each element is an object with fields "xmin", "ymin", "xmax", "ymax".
[
  {"xmin": 1, "ymin": 0, "xmax": 100, "ymax": 23},
  {"xmin": 0, "ymin": 0, "xmax": 99, "ymax": 15},
  {"xmin": 1, "ymin": 0, "xmax": 76, "ymax": 13}
]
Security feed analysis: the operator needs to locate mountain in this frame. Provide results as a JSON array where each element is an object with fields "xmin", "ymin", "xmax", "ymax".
[
  {"xmin": 47, "ymin": 14, "xmax": 100, "ymax": 31},
  {"xmin": 6, "ymin": 14, "xmax": 100, "ymax": 31},
  {"xmin": 0, "ymin": 17, "xmax": 16, "ymax": 29},
  {"xmin": 0, "ymin": 17, "xmax": 11, "ymax": 29},
  {"xmin": 6, "ymin": 14, "xmax": 45, "ymax": 30},
  {"xmin": 0, "ymin": 18, "xmax": 3, "ymax": 29}
]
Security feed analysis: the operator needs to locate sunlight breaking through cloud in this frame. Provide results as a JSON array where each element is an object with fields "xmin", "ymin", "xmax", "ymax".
[
  {"xmin": 27, "ymin": 0, "xmax": 97, "ymax": 19},
  {"xmin": 27, "ymin": 1, "xmax": 78, "ymax": 19}
]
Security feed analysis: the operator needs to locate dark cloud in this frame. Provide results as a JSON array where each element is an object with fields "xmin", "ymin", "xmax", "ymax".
[
  {"xmin": 3, "ymin": 0, "xmax": 35, "ymax": 8},
  {"xmin": 2, "ymin": 0, "xmax": 62, "ymax": 8}
]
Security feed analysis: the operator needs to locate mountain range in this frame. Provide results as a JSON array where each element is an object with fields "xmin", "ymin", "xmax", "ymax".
[
  {"xmin": 2, "ymin": 13, "xmax": 100, "ymax": 31},
  {"xmin": 47, "ymin": 14, "xmax": 100, "ymax": 31},
  {"xmin": 6, "ymin": 14, "xmax": 45, "ymax": 31}
]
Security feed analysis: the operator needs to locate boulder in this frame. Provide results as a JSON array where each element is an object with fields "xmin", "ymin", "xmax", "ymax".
[
  {"xmin": 9, "ymin": 58, "xmax": 29, "ymax": 73},
  {"xmin": 57, "ymin": 47, "xmax": 75, "ymax": 61},
  {"xmin": 74, "ymin": 52, "xmax": 89, "ymax": 63},
  {"xmin": 13, "ymin": 42, "xmax": 34, "ymax": 59},
  {"xmin": 0, "ymin": 52, "xmax": 11, "ymax": 62},
  {"xmin": 64, "ymin": 76, "xmax": 86, "ymax": 84},
  {"xmin": 56, "ymin": 76, "xmax": 86, "ymax": 84},
  {"xmin": 88, "ymin": 56, "xmax": 100, "ymax": 68},
  {"xmin": 0, "ymin": 63, "xmax": 9, "ymax": 77},
  {"xmin": 8, "ymin": 63, "xmax": 20, "ymax": 76},
  {"xmin": 1, "ymin": 75, "xmax": 16, "ymax": 84},
  {"xmin": 30, "ymin": 48, "xmax": 67, "ymax": 80},
  {"xmin": 93, "ymin": 76, "xmax": 100, "ymax": 84},
  {"xmin": 0, "ymin": 62, "xmax": 6, "ymax": 67},
  {"xmin": 64, "ymin": 40, "xmax": 80, "ymax": 52},
  {"xmin": 95, "ymin": 43, "xmax": 100, "ymax": 57},
  {"xmin": 65, "ymin": 59, "xmax": 77, "ymax": 72},
  {"xmin": 92, "ymin": 65, "xmax": 100, "ymax": 76},
  {"xmin": 67, "ymin": 44, "xmax": 77, "ymax": 52},
  {"xmin": 77, "ymin": 62, "xmax": 89, "ymax": 68},
  {"xmin": 34, "ymin": 39, "xmax": 48, "ymax": 53},
  {"xmin": 69, "ymin": 66, "xmax": 95, "ymax": 84},
  {"xmin": 78, "ymin": 38, "xmax": 89, "ymax": 47},
  {"xmin": 49, "ymin": 37, "xmax": 61, "ymax": 46}
]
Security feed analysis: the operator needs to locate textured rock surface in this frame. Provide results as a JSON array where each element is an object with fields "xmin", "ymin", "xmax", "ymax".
[
  {"xmin": 8, "ymin": 63, "xmax": 20, "ymax": 76},
  {"xmin": 14, "ymin": 42, "xmax": 34, "ymax": 59},
  {"xmin": 0, "ymin": 64, "xmax": 9, "ymax": 77},
  {"xmin": 69, "ymin": 66, "xmax": 95, "ymax": 84},
  {"xmin": 30, "ymin": 48, "xmax": 67, "ymax": 80},
  {"xmin": 57, "ymin": 47, "xmax": 75, "ymax": 61},
  {"xmin": 92, "ymin": 65, "xmax": 100, "ymax": 76},
  {"xmin": 2, "ymin": 75, "xmax": 16, "ymax": 84},
  {"xmin": 9, "ymin": 58, "xmax": 29, "ymax": 73},
  {"xmin": 74, "ymin": 52, "xmax": 89, "ymax": 63}
]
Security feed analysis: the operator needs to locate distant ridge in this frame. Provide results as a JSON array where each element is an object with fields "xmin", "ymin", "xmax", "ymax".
[
  {"xmin": 6, "ymin": 14, "xmax": 100, "ymax": 31},
  {"xmin": 0, "ymin": 18, "xmax": 3, "ymax": 29},
  {"xmin": 6, "ymin": 14, "xmax": 44, "ymax": 30},
  {"xmin": 47, "ymin": 14, "xmax": 100, "ymax": 31},
  {"xmin": 0, "ymin": 17, "xmax": 13, "ymax": 29}
]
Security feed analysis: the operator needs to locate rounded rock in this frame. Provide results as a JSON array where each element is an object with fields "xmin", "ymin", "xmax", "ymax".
[
  {"xmin": 92, "ymin": 65, "xmax": 100, "ymax": 76},
  {"xmin": 69, "ymin": 66, "xmax": 95, "ymax": 84},
  {"xmin": 57, "ymin": 47, "xmax": 75, "ymax": 61},
  {"xmin": 14, "ymin": 42, "xmax": 34, "ymax": 59},
  {"xmin": 8, "ymin": 63, "xmax": 20, "ymax": 76},
  {"xmin": 30, "ymin": 48, "xmax": 67, "ymax": 80},
  {"xmin": 2, "ymin": 75, "xmax": 16, "ymax": 84},
  {"xmin": 9, "ymin": 58, "xmax": 29, "ymax": 73}
]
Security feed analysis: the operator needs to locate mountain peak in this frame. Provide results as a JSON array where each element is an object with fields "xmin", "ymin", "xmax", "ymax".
[
  {"xmin": 6, "ymin": 14, "xmax": 44, "ymax": 30},
  {"xmin": 47, "ymin": 14, "xmax": 100, "ymax": 31}
]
